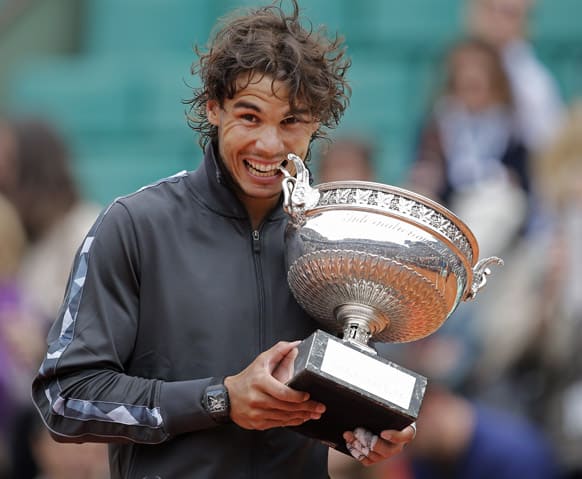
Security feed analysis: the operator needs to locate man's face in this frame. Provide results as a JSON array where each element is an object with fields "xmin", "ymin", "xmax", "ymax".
[{"xmin": 206, "ymin": 73, "xmax": 319, "ymax": 210}]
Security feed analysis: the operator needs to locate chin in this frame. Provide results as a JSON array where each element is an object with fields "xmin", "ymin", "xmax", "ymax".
[{"xmin": 249, "ymin": 187, "xmax": 281, "ymax": 199}]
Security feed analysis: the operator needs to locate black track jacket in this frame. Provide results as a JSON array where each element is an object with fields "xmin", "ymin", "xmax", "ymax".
[{"xmin": 32, "ymin": 145, "xmax": 328, "ymax": 478}]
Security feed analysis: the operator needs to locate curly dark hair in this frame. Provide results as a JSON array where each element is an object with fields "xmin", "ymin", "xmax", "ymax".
[{"xmin": 185, "ymin": 0, "xmax": 351, "ymax": 150}]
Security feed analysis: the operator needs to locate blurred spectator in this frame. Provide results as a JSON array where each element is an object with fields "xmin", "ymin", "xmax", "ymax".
[
  {"xmin": 0, "ymin": 118, "xmax": 103, "ymax": 478},
  {"xmin": 531, "ymin": 101, "xmax": 582, "ymax": 477},
  {"xmin": 0, "ymin": 193, "xmax": 28, "ymax": 477},
  {"xmin": 315, "ymin": 136, "xmax": 376, "ymax": 183},
  {"xmin": 466, "ymin": 0, "xmax": 565, "ymax": 153},
  {"xmin": 462, "ymin": 102, "xmax": 582, "ymax": 472},
  {"xmin": 10, "ymin": 407, "xmax": 109, "ymax": 479},
  {"xmin": 375, "ymin": 382, "xmax": 561, "ymax": 479},
  {"xmin": 0, "ymin": 118, "xmax": 100, "ymax": 322},
  {"xmin": 404, "ymin": 33, "xmax": 565, "ymax": 479},
  {"xmin": 372, "ymin": 322, "xmax": 563, "ymax": 479},
  {"xmin": 409, "ymin": 37, "xmax": 529, "ymax": 258}
]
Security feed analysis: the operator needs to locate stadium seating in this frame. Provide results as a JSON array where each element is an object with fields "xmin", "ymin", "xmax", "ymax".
[
  {"xmin": 82, "ymin": 0, "xmax": 217, "ymax": 54},
  {"xmin": 531, "ymin": 0, "xmax": 582, "ymax": 42},
  {"xmin": 4, "ymin": 0, "xmax": 582, "ymax": 204}
]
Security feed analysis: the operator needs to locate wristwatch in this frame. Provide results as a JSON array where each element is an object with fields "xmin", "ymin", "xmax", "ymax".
[{"xmin": 202, "ymin": 377, "xmax": 231, "ymax": 424}]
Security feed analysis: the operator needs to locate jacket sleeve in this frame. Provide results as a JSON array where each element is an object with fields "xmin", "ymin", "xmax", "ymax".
[{"xmin": 31, "ymin": 201, "xmax": 217, "ymax": 444}]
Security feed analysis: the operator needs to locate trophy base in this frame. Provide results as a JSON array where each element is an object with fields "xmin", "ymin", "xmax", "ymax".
[{"xmin": 287, "ymin": 330, "xmax": 426, "ymax": 455}]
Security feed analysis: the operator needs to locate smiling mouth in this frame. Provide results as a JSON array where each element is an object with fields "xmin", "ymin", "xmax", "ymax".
[{"xmin": 244, "ymin": 159, "xmax": 287, "ymax": 178}]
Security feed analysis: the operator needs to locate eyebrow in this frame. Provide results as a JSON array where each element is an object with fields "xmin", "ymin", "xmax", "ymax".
[
  {"xmin": 233, "ymin": 100, "xmax": 261, "ymax": 112},
  {"xmin": 232, "ymin": 100, "xmax": 311, "ymax": 117}
]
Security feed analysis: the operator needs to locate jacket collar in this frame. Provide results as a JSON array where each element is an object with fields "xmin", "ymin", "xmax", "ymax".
[{"xmin": 187, "ymin": 142, "xmax": 286, "ymax": 222}]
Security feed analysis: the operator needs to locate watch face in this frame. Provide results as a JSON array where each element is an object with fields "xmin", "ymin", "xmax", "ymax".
[
  {"xmin": 208, "ymin": 392, "xmax": 227, "ymax": 413},
  {"xmin": 204, "ymin": 383, "xmax": 230, "ymax": 423}
]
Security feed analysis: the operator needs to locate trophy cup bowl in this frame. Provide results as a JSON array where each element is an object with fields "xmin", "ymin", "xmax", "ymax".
[{"xmin": 280, "ymin": 153, "xmax": 502, "ymax": 454}]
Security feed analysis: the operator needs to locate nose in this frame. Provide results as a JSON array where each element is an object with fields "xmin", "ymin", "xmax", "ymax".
[{"xmin": 255, "ymin": 125, "xmax": 285, "ymax": 156}]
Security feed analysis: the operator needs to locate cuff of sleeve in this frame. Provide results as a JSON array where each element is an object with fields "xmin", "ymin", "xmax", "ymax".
[{"xmin": 160, "ymin": 378, "xmax": 217, "ymax": 436}]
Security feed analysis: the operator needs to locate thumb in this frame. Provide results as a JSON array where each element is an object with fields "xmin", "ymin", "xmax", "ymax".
[
  {"xmin": 264, "ymin": 340, "xmax": 301, "ymax": 373},
  {"xmin": 272, "ymin": 345, "xmax": 299, "ymax": 383}
]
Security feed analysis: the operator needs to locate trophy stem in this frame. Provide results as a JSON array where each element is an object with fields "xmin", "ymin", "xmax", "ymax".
[{"xmin": 336, "ymin": 303, "xmax": 386, "ymax": 355}]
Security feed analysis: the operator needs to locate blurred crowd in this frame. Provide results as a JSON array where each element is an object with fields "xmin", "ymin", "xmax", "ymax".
[
  {"xmin": 326, "ymin": 0, "xmax": 581, "ymax": 478},
  {"xmin": 0, "ymin": 119, "xmax": 106, "ymax": 478},
  {"xmin": 0, "ymin": 0, "xmax": 580, "ymax": 478}
]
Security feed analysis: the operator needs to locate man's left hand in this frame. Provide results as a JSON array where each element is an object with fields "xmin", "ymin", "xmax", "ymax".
[{"xmin": 343, "ymin": 424, "xmax": 416, "ymax": 466}]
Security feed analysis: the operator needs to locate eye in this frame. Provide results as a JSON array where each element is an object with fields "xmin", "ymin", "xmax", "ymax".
[
  {"xmin": 282, "ymin": 116, "xmax": 300, "ymax": 125},
  {"xmin": 241, "ymin": 113, "xmax": 259, "ymax": 123}
]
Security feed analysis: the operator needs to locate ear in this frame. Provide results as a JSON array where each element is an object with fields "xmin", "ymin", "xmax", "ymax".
[{"xmin": 206, "ymin": 100, "xmax": 220, "ymax": 126}]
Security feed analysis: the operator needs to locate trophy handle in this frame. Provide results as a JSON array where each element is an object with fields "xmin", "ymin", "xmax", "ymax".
[
  {"xmin": 465, "ymin": 256, "xmax": 504, "ymax": 300},
  {"xmin": 280, "ymin": 153, "xmax": 320, "ymax": 227}
]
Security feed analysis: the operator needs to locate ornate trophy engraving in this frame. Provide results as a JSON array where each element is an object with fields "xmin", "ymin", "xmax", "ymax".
[{"xmin": 280, "ymin": 153, "xmax": 502, "ymax": 454}]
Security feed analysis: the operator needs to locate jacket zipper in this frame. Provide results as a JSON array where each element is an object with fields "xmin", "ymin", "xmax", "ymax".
[
  {"xmin": 252, "ymin": 229, "xmax": 261, "ymax": 254},
  {"xmin": 251, "ymin": 227, "xmax": 265, "ymax": 479},
  {"xmin": 251, "ymin": 229, "xmax": 264, "ymax": 350}
]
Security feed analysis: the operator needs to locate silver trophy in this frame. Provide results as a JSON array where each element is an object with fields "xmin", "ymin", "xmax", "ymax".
[{"xmin": 280, "ymin": 153, "xmax": 502, "ymax": 453}]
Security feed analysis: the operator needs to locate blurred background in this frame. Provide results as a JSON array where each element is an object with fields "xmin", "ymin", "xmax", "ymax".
[
  {"xmin": 1, "ymin": 0, "xmax": 580, "ymax": 203},
  {"xmin": 0, "ymin": 0, "xmax": 581, "ymax": 478}
]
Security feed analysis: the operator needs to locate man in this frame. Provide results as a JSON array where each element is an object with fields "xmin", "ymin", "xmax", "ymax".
[{"xmin": 31, "ymin": 2, "xmax": 414, "ymax": 477}]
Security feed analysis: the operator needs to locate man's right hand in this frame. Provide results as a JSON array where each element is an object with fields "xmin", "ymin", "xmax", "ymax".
[{"xmin": 224, "ymin": 341, "xmax": 326, "ymax": 430}]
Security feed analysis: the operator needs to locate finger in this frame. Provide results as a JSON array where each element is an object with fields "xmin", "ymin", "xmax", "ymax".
[
  {"xmin": 409, "ymin": 422, "xmax": 417, "ymax": 438},
  {"xmin": 245, "ymin": 409, "xmax": 323, "ymax": 430},
  {"xmin": 343, "ymin": 430, "xmax": 355, "ymax": 443},
  {"xmin": 262, "ymin": 375, "xmax": 321, "ymax": 405},
  {"xmin": 253, "ymin": 400, "xmax": 324, "ymax": 420},
  {"xmin": 260, "ymin": 343, "xmax": 315, "ymax": 404},
  {"xmin": 263, "ymin": 341, "xmax": 301, "ymax": 372},
  {"xmin": 261, "ymin": 409, "xmax": 323, "ymax": 424},
  {"xmin": 272, "ymin": 346, "xmax": 298, "ymax": 383},
  {"xmin": 344, "ymin": 427, "xmax": 411, "ymax": 463},
  {"xmin": 344, "ymin": 428, "xmax": 381, "ymax": 464},
  {"xmin": 360, "ymin": 449, "xmax": 383, "ymax": 465},
  {"xmin": 370, "ymin": 436, "xmax": 407, "ymax": 459},
  {"xmin": 380, "ymin": 423, "xmax": 416, "ymax": 445},
  {"xmin": 251, "ymin": 390, "xmax": 325, "ymax": 415},
  {"xmin": 360, "ymin": 453, "xmax": 384, "ymax": 467}
]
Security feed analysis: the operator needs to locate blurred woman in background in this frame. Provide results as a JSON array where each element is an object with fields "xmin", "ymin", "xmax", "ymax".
[
  {"xmin": 409, "ymin": 37, "xmax": 530, "ymax": 258},
  {"xmin": 0, "ymin": 118, "xmax": 100, "ymax": 323},
  {"xmin": 0, "ymin": 193, "xmax": 28, "ymax": 477},
  {"xmin": 467, "ymin": 0, "xmax": 564, "ymax": 154},
  {"xmin": 0, "ymin": 118, "xmax": 103, "ymax": 478}
]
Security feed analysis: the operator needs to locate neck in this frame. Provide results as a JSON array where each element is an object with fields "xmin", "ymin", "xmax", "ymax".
[
  {"xmin": 209, "ymin": 144, "xmax": 282, "ymax": 229},
  {"xmin": 241, "ymin": 194, "xmax": 281, "ymax": 229}
]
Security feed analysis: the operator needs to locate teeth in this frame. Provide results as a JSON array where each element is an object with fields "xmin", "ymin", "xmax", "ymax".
[
  {"xmin": 246, "ymin": 160, "xmax": 280, "ymax": 172},
  {"xmin": 245, "ymin": 159, "xmax": 284, "ymax": 177}
]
